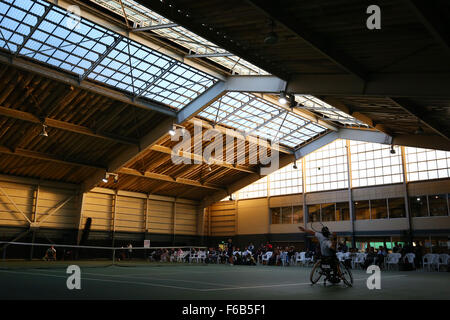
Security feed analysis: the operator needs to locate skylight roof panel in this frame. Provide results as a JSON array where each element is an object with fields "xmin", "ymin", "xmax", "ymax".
[
  {"xmin": 1, "ymin": 0, "xmax": 218, "ymax": 110},
  {"xmin": 89, "ymin": 0, "xmax": 269, "ymax": 75}
]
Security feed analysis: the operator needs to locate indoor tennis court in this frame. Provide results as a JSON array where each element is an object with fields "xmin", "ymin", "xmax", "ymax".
[
  {"xmin": 1, "ymin": 263, "xmax": 449, "ymax": 300},
  {"xmin": 0, "ymin": 0, "xmax": 449, "ymax": 304}
]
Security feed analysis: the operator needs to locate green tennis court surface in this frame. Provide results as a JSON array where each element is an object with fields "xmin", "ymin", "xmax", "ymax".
[{"xmin": 1, "ymin": 263, "xmax": 449, "ymax": 300}]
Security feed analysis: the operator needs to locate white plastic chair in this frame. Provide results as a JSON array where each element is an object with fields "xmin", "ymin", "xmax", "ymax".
[
  {"xmin": 290, "ymin": 253, "xmax": 296, "ymax": 266},
  {"xmin": 354, "ymin": 253, "xmax": 366, "ymax": 269},
  {"xmin": 343, "ymin": 252, "xmax": 351, "ymax": 261},
  {"xmin": 386, "ymin": 253, "xmax": 401, "ymax": 270},
  {"xmin": 438, "ymin": 254, "xmax": 449, "ymax": 271},
  {"xmin": 403, "ymin": 253, "xmax": 415, "ymax": 263},
  {"xmin": 197, "ymin": 251, "xmax": 207, "ymax": 263},
  {"xmin": 177, "ymin": 251, "xmax": 188, "ymax": 262},
  {"xmin": 299, "ymin": 252, "xmax": 312, "ymax": 266},
  {"xmin": 189, "ymin": 252, "xmax": 198, "ymax": 263},
  {"xmin": 340, "ymin": 252, "xmax": 352, "ymax": 269},
  {"xmin": 279, "ymin": 251, "xmax": 288, "ymax": 266},
  {"xmin": 294, "ymin": 252, "xmax": 302, "ymax": 266},
  {"xmin": 422, "ymin": 253, "xmax": 438, "ymax": 271},
  {"xmin": 261, "ymin": 251, "xmax": 273, "ymax": 265}
]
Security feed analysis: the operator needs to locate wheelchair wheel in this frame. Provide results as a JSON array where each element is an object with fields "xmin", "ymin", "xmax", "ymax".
[
  {"xmin": 310, "ymin": 260, "xmax": 322, "ymax": 284},
  {"xmin": 338, "ymin": 261, "xmax": 353, "ymax": 287}
]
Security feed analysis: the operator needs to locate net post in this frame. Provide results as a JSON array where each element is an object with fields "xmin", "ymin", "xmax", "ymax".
[{"xmin": 112, "ymin": 248, "xmax": 116, "ymax": 266}]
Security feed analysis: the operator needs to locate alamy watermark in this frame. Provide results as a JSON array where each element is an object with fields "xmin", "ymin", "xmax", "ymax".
[
  {"xmin": 366, "ymin": 265, "xmax": 381, "ymax": 289},
  {"xmin": 66, "ymin": 265, "xmax": 81, "ymax": 290},
  {"xmin": 367, "ymin": 5, "xmax": 381, "ymax": 30}
]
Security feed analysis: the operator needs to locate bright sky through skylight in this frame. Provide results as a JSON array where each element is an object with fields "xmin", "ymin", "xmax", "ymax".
[
  {"xmin": 198, "ymin": 92, "xmax": 327, "ymax": 148},
  {"xmin": 0, "ymin": 0, "xmax": 218, "ymax": 109}
]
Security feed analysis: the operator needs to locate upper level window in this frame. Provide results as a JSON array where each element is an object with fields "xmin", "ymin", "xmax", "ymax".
[
  {"xmin": 305, "ymin": 140, "xmax": 348, "ymax": 192},
  {"xmin": 405, "ymin": 147, "xmax": 450, "ymax": 182},
  {"xmin": 268, "ymin": 164, "xmax": 302, "ymax": 196},
  {"xmin": 237, "ymin": 176, "xmax": 267, "ymax": 200},
  {"xmin": 350, "ymin": 141, "xmax": 403, "ymax": 187}
]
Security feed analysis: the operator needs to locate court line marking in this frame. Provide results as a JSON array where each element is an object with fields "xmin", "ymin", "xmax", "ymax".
[
  {"xmin": 0, "ymin": 269, "xmax": 203, "ymax": 291},
  {"xmin": 75, "ymin": 271, "xmax": 239, "ymax": 288},
  {"xmin": 30, "ymin": 270, "xmax": 260, "ymax": 290},
  {"xmin": 31, "ymin": 265, "xmax": 276, "ymax": 277},
  {"xmin": 199, "ymin": 275, "xmax": 408, "ymax": 291},
  {"xmin": 0, "ymin": 268, "xmax": 408, "ymax": 292},
  {"xmin": 30, "ymin": 269, "xmax": 239, "ymax": 287}
]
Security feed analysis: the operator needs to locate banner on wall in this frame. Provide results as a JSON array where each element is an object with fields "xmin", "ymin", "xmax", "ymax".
[{"xmin": 144, "ymin": 240, "xmax": 151, "ymax": 248}]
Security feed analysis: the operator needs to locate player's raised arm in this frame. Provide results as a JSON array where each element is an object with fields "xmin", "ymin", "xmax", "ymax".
[{"xmin": 298, "ymin": 226, "xmax": 315, "ymax": 236}]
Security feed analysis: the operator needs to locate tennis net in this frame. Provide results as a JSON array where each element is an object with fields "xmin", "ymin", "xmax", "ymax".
[{"xmin": 0, "ymin": 241, "xmax": 207, "ymax": 269}]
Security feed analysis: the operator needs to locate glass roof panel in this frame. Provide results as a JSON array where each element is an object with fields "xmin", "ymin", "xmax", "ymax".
[
  {"xmin": 86, "ymin": 1, "xmax": 365, "ymax": 127},
  {"xmin": 0, "ymin": 0, "xmax": 218, "ymax": 110},
  {"xmin": 198, "ymin": 92, "xmax": 327, "ymax": 148},
  {"xmin": 295, "ymin": 95, "xmax": 368, "ymax": 127},
  {"xmin": 89, "ymin": 0, "xmax": 269, "ymax": 76}
]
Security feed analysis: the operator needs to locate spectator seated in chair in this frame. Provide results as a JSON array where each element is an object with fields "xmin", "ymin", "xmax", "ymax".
[
  {"xmin": 363, "ymin": 247, "xmax": 377, "ymax": 268},
  {"xmin": 43, "ymin": 246, "xmax": 56, "ymax": 261},
  {"xmin": 376, "ymin": 246, "xmax": 387, "ymax": 269}
]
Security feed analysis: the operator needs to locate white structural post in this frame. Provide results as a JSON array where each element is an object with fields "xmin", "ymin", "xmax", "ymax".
[{"xmin": 346, "ymin": 140, "xmax": 356, "ymax": 247}]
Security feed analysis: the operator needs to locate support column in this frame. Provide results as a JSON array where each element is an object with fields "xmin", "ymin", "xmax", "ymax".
[
  {"xmin": 144, "ymin": 194, "xmax": 149, "ymax": 239},
  {"xmin": 208, "ymin": 206, "xmax": 211, "ymax": 239},
  {"xmin": 29, "ymin": 231, "xmax": 36, "ymax": 260},
  {"xmin": 235, "ymin": 198, "xmax": 239, "ymax": 240},
  {"xmin": 30, "ymin": 184, "xmax": 39, "ymax": 260},
  {"xmin": 76, "ymin": 193, "xmax": 86, "ymax": 245},
  {"xmin": 267, "ymin": 175, "xmax": 270, "ymax": 237},
  {"xmin": 401, "ymin": 146, "xmax": 413, "ymax": 243},
  {"xmin": 345, "ymin": 140, "xmax": 356, "ymax": 248},
  {"xmin": 172, "ymin": 199, "xmax": 177, "ymax": 245},
  {"xmin": 111, "ymin": 191, "xmax": 118, "ymax": 247},
  {"xmin": 199, "ymin": 207, "xmax": 205, "ymax": 245},
  {"xmin": 301, "ymin": 157, "xmax": 309, "ymax": 250}
]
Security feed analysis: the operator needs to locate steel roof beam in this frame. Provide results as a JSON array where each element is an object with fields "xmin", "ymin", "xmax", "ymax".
[
  {"xmin": 0, "ymin": 145, "xmax": 106, "ymax": 170},
  {"xmin": 0, "ymin": 53, "xmax": 177, "ymax": 117},
  {"xmin": 0, "ymin": 106, "xmax": 138, "ymax": 145},
  {"xmin": 405, "ymin": 0, "xmax": 450, "ymax": 56},
  {"xmin": 245, "ymin": 0, "xmax": 367, "ymax": 81},
  {"xmin": 199, "ymin": 152, "xmax": 295, "ymax": 208},
  {"xmin": 176, "ymin": 81, "xmax": 226, "ymax": 124},
  {"xmin": 118, "ymin": 167, "xmax": 225, "ymax": 191}
]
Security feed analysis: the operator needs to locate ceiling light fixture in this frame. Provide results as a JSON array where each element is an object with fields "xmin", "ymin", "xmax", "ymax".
[
  {"xmin": 169, "ymin": 124, "xmax": 186, "ymax": 136},
  {"xmin": 39, "ymin": 124, "xmax": 48, "ymax": 137},
  {"xmin": 102, "ymin": 172, "xmax": 118, "ymax": 184},
  {"xmin": 264, "ymin": 20, "xmax": 278, "ymax": 45},
  {"xmin": 415, "ymin": 126, "xmax": 424, "ymax": 135},
  {"xmin": 390, "ymin": 145, "xmax": 396, "ymax": 154},
  {"xmin": 278, "ymin": 92, "xmax": 287, "ymax": 105}
]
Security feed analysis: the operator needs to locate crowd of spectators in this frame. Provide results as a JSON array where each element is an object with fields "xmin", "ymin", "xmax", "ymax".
[
  {"xmin": 145, "ymin": 239, "xmax": 449, "ymax": 272},
  {"xmin": 146, "ymin": 240, "xmax": 316, "ymax": 266}
]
